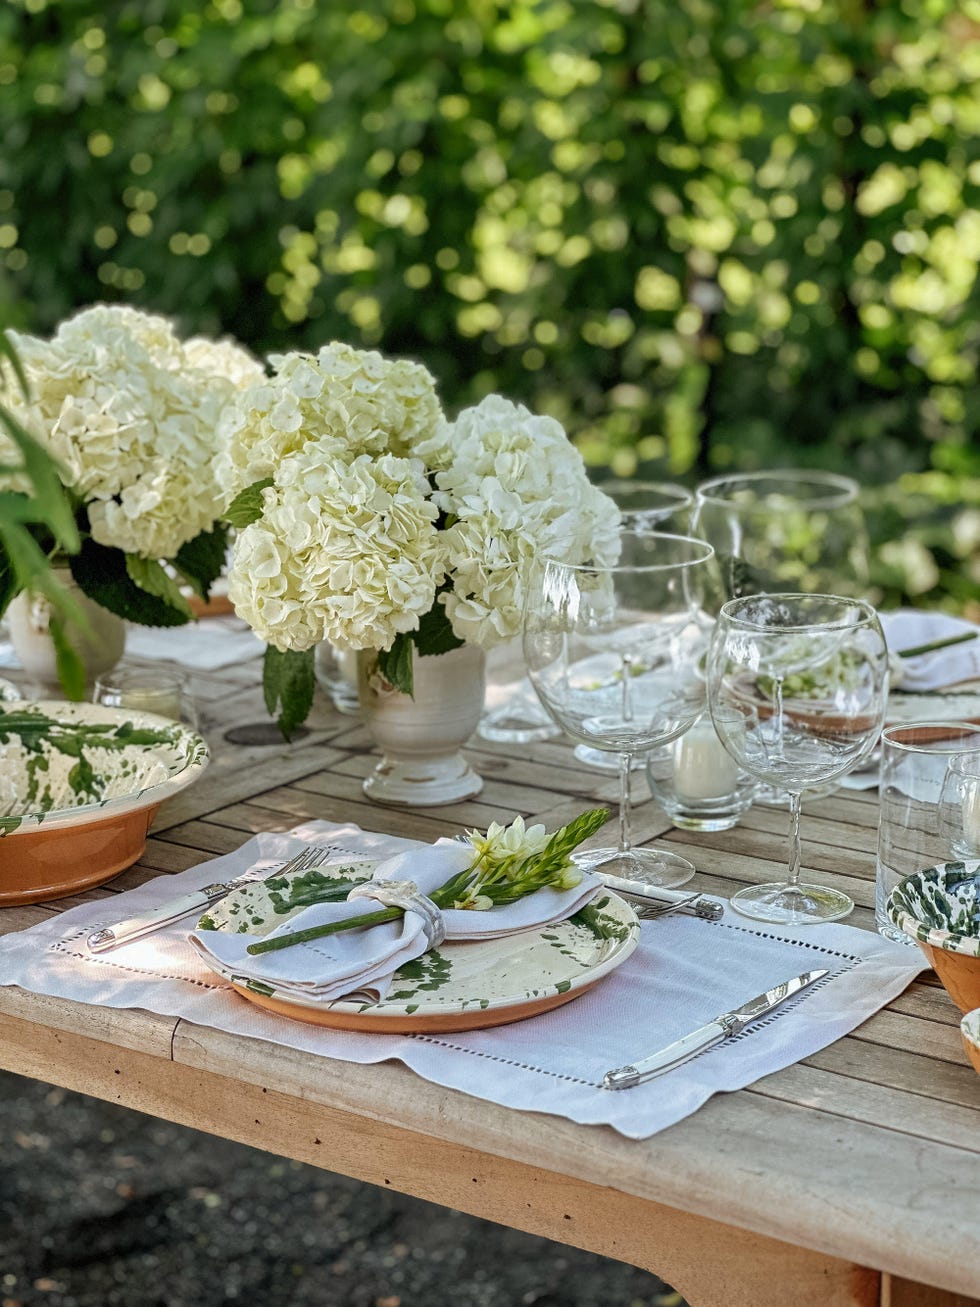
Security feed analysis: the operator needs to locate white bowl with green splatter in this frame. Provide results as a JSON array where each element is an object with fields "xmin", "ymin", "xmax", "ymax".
[
  {"xmin": 0, "ymin": 699, "xmax": 208, "ymax": 904},
  {"xmin": 886, "ymin": 861, "xmax": 980, "ymax": 1015}
]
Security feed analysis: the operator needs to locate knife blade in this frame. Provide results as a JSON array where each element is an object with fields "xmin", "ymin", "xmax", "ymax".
[{"xmin": 601, "ymin": 967, "xmax": 829, "ymax": 1089}]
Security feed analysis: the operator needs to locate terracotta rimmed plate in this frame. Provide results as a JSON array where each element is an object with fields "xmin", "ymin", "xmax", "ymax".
[
  {"xmin": 0, "ymin": 699, "xmax": 208, "ymax": 904},
  {"xmin": 199, "ymin": 865, "xmax": 641, "ymax": 1034}
]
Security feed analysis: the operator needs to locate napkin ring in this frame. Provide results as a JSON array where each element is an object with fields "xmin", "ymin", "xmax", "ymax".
[{"xmin": 347, "ymin": 878, "xmax": 446, "ymax": 948}]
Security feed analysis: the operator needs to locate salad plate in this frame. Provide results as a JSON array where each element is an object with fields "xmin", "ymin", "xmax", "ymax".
[{"xmin": 200, "ymin": 861, "xmax": 641, "ymax": 1033}]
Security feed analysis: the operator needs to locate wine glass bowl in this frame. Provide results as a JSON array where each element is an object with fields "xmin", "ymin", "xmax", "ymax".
[
  {"xmin": 691, "ymin": 470, "xmax": 871, "ymax": 615},
  {"xmin": 523, "ymin": 529, "xmax": 715, "ymax": 887},
  {"xmin": 707, "ymin": 593, "xmax": 889, "ymax": 924}
]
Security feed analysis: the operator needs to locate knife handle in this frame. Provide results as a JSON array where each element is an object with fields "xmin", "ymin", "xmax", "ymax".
[
  {"xmin": 86, "ymin": 884, "xmax": 223, "ymax": 953},
  {"xmin": 602, "ymin": 1018, "xmax": 732, "ymax": 1090}
]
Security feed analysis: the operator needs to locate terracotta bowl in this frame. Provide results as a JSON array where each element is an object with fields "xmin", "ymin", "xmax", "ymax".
[
  {"xmin": 886, "ymin": 861, "xmax": 980, "ymax": 1014},
  {"xmin": 0, "ymin": 699, "xmax": 208, "ymax": 905},
  {"xmin": 961, "ymin": 1009, "xmax": 980, "ymax": 1078}
]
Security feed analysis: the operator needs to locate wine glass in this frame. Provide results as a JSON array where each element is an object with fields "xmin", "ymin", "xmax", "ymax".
[
  {"xmin": 523, "ymin": 529, "xmax": 714, "ymax": 887},
  {"xmin": 706, "ymin": 593, "xmax": 889, "ymax": 924},
  {"xmin": 691, "ymin": 469, "xmax": 871, "ymax": 807},
  {"xmin": 938, "ymin": 750, "xmax": 980, "ymax": 860},
  {"xmin": 574, "ymin": 479, "xmax": 695, "ymax": 771},
  {"xmin": 690, "ymin": 470, "xmax": 871, "ymax": 616}
]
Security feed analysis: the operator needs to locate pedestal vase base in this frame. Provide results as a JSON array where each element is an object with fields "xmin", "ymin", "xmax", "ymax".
[{"xmin": 363, "ymin": 752, "xmax": 483, "ymax": 807}]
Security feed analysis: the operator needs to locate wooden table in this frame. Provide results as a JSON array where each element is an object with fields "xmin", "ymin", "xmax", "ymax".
[{"xmin": 0, "ymin": 641, "xmax": 978, "ymax": 1307}]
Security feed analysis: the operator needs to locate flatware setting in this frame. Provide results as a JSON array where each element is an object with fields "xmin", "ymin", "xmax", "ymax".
[{"xmin": 85, "ymin": 846, "xmax": 333, "ymax": 954}]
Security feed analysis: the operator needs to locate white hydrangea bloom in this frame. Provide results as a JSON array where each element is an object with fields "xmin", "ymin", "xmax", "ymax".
[
  {"xmin": 217, "ymin": 341, "xmax": 444, "ymax": 497},
  {"xmin": 3, "ymin": 304, "xmax": 263, "ymax": 559},
  {"xmin": 226, "ymin": 447, "xmax": 446, "ymax": 653},
  {"xmin": 432, "ymin": 396, "xmax": 621, "ymax": 648}
]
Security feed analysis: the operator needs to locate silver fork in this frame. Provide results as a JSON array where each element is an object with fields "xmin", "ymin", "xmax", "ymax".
[{"xmin": 86, "ymin": 846, "xmax": 333, "ymax": 953}]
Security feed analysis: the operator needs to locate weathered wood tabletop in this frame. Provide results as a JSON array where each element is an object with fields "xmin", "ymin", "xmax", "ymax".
[{"xmin": 0, "ymin": 637, "xmax": 978, "ymax": 1307}]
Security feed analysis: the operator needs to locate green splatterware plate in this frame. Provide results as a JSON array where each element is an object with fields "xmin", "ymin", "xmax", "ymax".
[{"xmin": 203, "ymin": 862, "xmax": 641, "ymax": 1033}]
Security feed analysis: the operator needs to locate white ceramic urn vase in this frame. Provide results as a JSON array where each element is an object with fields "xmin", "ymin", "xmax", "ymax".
[
  {"xmin": 7, "ymin": 568, "xmax": 126, "ymax": 696},
  {"xmin": 358, "ymin": 643, "xmax": 486, "ymax": 806}
]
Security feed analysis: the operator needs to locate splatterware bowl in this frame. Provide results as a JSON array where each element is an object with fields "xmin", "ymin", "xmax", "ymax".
[
  {"xmin": 961, "ymin": 1008, "xmax": 980, "ymax": 1078},
  {"xmin": 886, "ymin": 861, "xmax": 980, "ymax": 1014},
  {"xmin": 0, "ymin": 699, "xmax": 208, "ymax": 904}
]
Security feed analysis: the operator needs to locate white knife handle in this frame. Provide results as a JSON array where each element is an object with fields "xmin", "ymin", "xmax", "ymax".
[
  {"xmin": 86, "ymin": 885, "xmax": 220, "ymax": 953},
  {"xmin": 602, "ymin": 1018, "xmax": 732, "ymax": 1089}
]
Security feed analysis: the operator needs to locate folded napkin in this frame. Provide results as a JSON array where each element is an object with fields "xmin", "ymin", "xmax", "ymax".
[
  {"xmin": 125, "ymin": 615, "xmax": 264, "ymax": 671},
  {"xmin": 189, "ymin": 841, "xmax": 603, "ymax": 1003},
  {"xmin": 880, "ymin": 609, "xmax": 980, "ymax": 691}
]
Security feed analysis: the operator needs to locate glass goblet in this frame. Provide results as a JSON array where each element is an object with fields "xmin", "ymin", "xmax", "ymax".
[
  {"xmin": 523, "ymin": 529, "xmax": 714, "ymax": 887},
  {"xmin": 938, "ymin": 749, "xmax": 980, "ymax": 861},
  {"xmin": 575, "ymin": 479, "xmax": 695, "ymax": 772},
  {"xmin": 690, "ymin": 469, "xmax": 871, "ymax": 617},
  {"xmin": 707, "ymin": 593, "xmax": 889, "ymax": 924}
]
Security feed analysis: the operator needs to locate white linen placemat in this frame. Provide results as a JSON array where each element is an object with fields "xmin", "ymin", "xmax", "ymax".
[{"xmin": 0, "ymin": 821, "xmax": 926, "ymax": 1139}]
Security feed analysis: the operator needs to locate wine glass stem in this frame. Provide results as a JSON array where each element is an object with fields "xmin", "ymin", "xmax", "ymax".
[
  {"xmin": 618, "ymin": 752, "xmax": 633, "ymax": 853},
  {"xmin": 787, "ymin": 791, "xmax": 803, "ymax": 888}
]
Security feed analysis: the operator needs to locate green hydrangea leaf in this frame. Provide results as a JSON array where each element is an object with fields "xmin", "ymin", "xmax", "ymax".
[
  {"xmin": 377, "ymin": 633, "xmax": 414, "ymax": 696},
  {"xmin": 414, "ymin": 600, "xmax": 464, "ymax": 659},
  {"xmin": 126, "ymin": 555, "xmax": 194, "ymax": 619},
  {"xmin": 263, "ymin": 645, "xmax": 315, "ymax": 740},
  {"xmin": 173, "ymin": 523, "xmax": 229, "ymax": 600},
  {"xmin": 70, "ymin": 540, "xmax": 191, "ymax": 627},
  {"xmin": 225, "ymin": 478, "xmax": 274, "ymax": 529}
]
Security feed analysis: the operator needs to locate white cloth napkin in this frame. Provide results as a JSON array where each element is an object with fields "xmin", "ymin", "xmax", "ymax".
[
  {"xmin": 0, "ymin": 821, "xmax": 926, "ymax": 1139},
  {"xmin": 189, "ymin": 841, "xmax": 603, "ymax": 1002},
  {"xmin": 125, "ymin": 616, "xmax": 264, "ymax": 670},
  {"xmin": 881, "ymin": 609, "xmax": 980, "ymax": 690}
]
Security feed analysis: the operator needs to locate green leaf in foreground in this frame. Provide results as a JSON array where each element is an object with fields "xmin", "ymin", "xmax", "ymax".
[
  {"xmin": 48, "ymin": 614, "xmax": 86, "ymax": 702},
  {"xmin": 224, "ymin": 478, "xmax": 274, "ymax": 529},
  {"xmin": 262, "ymin": 645, "xmax": 315, "ymax": 740}
]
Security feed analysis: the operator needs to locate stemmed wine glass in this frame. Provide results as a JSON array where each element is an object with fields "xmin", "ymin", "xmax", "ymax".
[
  {"xmin": 690, "ymin": 470, "xmax": 871, "ymax": 615},
  {"xmin": 706, "ymin": 593, "xmax": 889, "ymax": 924},
  {"xmin": 523, "ymin": 529, "xmax": 715, "ymax": 887},
  {"xmin": 574, "ymin": 479, "xmax": 695, "ymax": 772}
]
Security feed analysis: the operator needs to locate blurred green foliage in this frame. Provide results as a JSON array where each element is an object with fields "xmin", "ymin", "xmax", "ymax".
[{"xmin": 0, "ymin": 0, "xmax": 978, "ymax": 609}]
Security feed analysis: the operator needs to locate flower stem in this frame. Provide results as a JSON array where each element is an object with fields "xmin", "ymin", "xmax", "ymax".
[
  {"xmin": 247, "ymin": 905, "xmax": 401, "ymax": 954},
  {"xmin": 897, "ymin": 631, "xmax": 977, "ymax": 658}
]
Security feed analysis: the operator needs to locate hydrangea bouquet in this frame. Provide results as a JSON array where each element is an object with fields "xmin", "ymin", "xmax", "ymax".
[
  {"xmin": 0, "ymin": 305, "xmax": 262, "ymax": 687},
  {"xmin": 220, "ymin": 343, "xmax": 620, "ymax": 735}
]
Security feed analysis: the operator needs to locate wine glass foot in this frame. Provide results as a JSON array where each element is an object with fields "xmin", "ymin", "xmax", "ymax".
[
  {"xmin": 730, "ymin": 881, "xmax": 854, "ymax": 926},
  {"xmin": 573, "ymin": 845, "xmax": 696, "ymax": 889}
]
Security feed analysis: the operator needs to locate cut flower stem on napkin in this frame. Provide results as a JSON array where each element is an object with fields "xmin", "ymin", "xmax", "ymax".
[{"xmin": 245, "ymin": 807, "xmax": 610, "ymax": 956}]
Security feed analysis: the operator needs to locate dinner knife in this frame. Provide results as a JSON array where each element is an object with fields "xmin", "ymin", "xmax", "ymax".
[{"xmin": 601, "ymin": 967, "xmax": 829, "ymax": 1089}]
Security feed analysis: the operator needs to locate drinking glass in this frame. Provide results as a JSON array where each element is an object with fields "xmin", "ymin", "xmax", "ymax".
[
  {"xmin": 877, "ymin": 724, "xmax": 980, "ymax": 941},
  {"xmin": 523, "ymin": 529, "xmax": 714, "ymax": 886},
  {"xmin": 707, "ymin": 593, "xmax": 888, "ymax": 924},
  {"xmin": 690, "ymin": 470, "xmax": 871, "ymax": 617},
  {"xmin": 93, "ymin": 667, "xmax": 199, "ymax": 729},
  {"xmin": 939, "ymin": 750, "xmax": 980, "ymax": 861},
  {"xmin": 574, "ymin": 479, "xmax": 695, "ymax": 771},
  {"xmin": 692, "ymin": 469, "xmax": 871, "ymax": 807}
]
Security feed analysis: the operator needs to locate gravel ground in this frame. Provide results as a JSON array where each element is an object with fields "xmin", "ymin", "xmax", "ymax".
[{"xmin": 0, "ymin": 1071, "xmax": 684, "ymax": 1307}]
